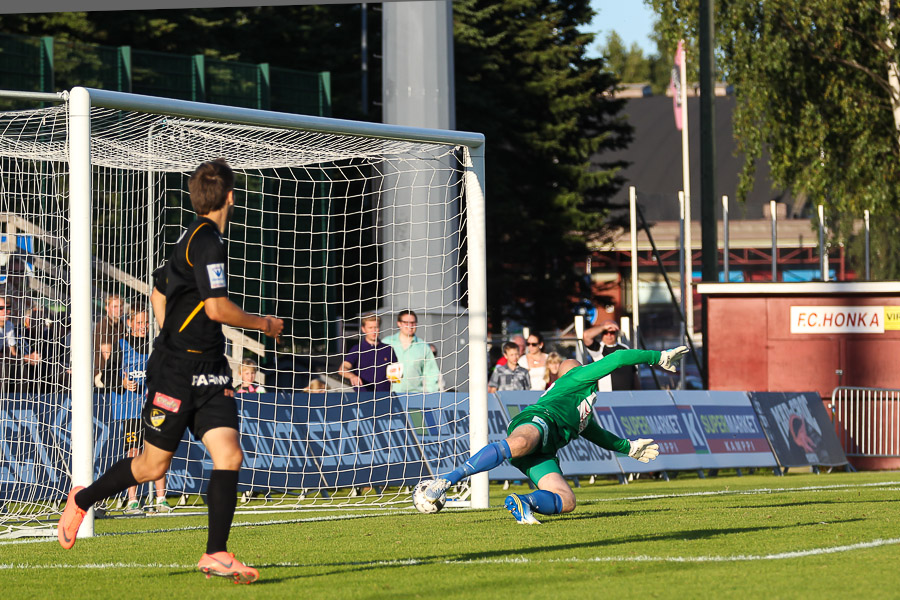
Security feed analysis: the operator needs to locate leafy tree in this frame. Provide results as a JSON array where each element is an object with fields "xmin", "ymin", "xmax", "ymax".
[
  {"xmin": 454, "ymin": 0, "xmax": 632, "ymax": 328},
  {"xmin": 646, "ymin": 0, "xmax": 900, "ymax": 278}
]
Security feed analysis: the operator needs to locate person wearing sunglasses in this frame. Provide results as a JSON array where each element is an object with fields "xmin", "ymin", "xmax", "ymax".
[{"xmin": 517, "ymin": 332, "xmax": 548, "ymax": 391}]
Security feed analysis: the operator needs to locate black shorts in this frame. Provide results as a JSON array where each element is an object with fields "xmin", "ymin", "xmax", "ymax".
[
  {"xmin": 141, "ymin": 349, "xmax": 238, "ymax": 452},
  {"xmin": 123, "ymin": 417, "xmax": 144, "ymax": 450}
]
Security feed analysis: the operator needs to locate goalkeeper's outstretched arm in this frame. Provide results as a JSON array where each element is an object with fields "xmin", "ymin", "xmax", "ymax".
[{"xmin": 581, "ymin": 420, "xmax": 660, "ymax": 463}]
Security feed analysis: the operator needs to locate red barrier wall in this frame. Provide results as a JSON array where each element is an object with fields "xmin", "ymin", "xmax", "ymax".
[{"xmin": 698, "ymin": 282, "xmax": 900, "ymax": 398}]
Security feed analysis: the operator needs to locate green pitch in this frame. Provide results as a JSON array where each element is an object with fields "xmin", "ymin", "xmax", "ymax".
[{"xmin": 2, "ymin": 470, "xmax": 899, "ymax": 599}]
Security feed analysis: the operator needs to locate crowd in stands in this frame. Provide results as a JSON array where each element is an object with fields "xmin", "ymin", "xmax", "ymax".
[{"xmin": 0, "ymin": 287, "xmax": 632, "ymax": 397}]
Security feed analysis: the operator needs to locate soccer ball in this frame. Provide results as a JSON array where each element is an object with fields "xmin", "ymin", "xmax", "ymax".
[{"xmin": 412, "ymin": 479, "xmax": 445, "ymax": 514}]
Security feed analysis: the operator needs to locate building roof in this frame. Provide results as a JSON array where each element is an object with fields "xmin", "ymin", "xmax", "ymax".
[{"xmin": 594, "ymin": 95, "xmax": 796, "ymax": 224}]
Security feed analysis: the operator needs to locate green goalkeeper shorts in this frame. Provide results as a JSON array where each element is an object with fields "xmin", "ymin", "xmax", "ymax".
[{"xmin": 506, "ymin": 407, "xmax": 566, "ymax": 486}]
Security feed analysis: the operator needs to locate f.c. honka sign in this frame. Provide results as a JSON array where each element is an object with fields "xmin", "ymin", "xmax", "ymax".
[{"xmin": 789, "ymin": 305, "xmax": 900, "ymax": 334}]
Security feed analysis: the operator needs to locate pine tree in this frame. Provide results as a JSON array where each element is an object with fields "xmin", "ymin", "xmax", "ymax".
[{"xmin": 454, "ymin": 0, "xmax": 632, "ymax": 328}]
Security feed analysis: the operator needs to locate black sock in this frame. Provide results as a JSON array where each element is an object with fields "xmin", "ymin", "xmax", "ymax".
[
  {"xmin": 206, "ymin": 469, "xmax": 239, "ymax": 554},
  {"xmin": 74, "ymin": 457, "xmax": 138, "ymax": 510}
]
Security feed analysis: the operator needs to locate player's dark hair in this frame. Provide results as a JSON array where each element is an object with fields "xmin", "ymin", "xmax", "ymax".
[
  {"xmin": 502, "ymin": 341, "xmax": 519, "ymax": 353},
  {"xmin": 527, "ymin": 331, "xmax": 544, "ymax": 344},
  {"xmin": 397, "ymin": 309, "xmax": 417, "ymax": 322},
  {"xmin": 188, "ymin": 158, "xmax": 234, "ymax": 215}
]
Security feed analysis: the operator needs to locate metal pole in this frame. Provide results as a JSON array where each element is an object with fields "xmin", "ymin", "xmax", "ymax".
[
  {"xmin": 679, "ymin": 45, "xmax": 693, "ymax": 339},
  {"xmin": 722, "ymin": 195, "xmax": 729, "ymax": 280},
  {"xmin": 68, "ymin": 87, "xmax": 95, "ymax": 538},
  {"xmin": 574, "ymin": 315, "xmax": 585, "ymax": 363},
  {"xmin": 629, "ymin": 187, "xmax": 640, "ymax": 346},
  {"xmin": 699, "ymin": 0, "xmax": 718, "ymax": 286},
  {"xmin": 361, "ymin": 3, "xmax": 368, "ymax": 116},
  {"xmin": 770, "ymin": 200, "xmax": 777, "ymax": 282},
  {"xmin": 818, "ymin": 204, "xmax": 828, "ymax": 282},
  {"xmin": 865, "ymin": 209, "xmax": 871, "ymax": 281},
  {"xmin": 679, "ymin": 192, "xmax": 686, "ymax": 390}
]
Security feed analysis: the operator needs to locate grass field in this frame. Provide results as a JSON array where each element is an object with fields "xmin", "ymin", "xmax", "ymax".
[{"xmin": 2, "ymin": 470, "xmax": 899, "ymax": 599}]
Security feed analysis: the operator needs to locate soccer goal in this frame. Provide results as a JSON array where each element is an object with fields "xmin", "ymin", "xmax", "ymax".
[{"xmin": 0, "ymin": 87, "xmax": 487, "ymax": 538}]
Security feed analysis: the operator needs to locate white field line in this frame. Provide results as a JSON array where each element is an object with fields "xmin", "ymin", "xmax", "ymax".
[
  {"xmin": 2, "ymin": 537, "xmax": 900, "ymax": 570},
  {"xmin": 587, "ymin": 480, "xmax": 900, "ymax": 503},
  {"xmin": 3, "ymin": 479, "xmax": 898, "ymax": 549}
]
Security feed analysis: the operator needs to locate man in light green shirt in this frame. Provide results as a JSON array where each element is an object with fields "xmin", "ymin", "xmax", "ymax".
[{"xmin": 382, "ymin": 310, "xmax": 441, "ymax": 393}]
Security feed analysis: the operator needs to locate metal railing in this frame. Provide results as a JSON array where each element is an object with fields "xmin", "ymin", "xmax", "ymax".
[{"xmin": 831, "ymin": 386, "xmax": 900, "ymax": 457}]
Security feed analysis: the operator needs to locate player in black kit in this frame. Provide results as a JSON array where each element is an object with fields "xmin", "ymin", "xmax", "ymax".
[{"xmin": 58, "ymin": 159, "xmax": 283, "ymax": 584}]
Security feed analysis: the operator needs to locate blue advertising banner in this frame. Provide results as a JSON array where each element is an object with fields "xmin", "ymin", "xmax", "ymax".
[
  {"xmin": 499, "ymin": 391, "xmax": 622, "ymax": 478},
  {"xmin": 402, "ymin": 392, "xmax": 520, "ymax": 481},
  {"xmin": 598, "ymin": 391, "xmax": 701, "ymax": 472},
  {"xmin": 671, "ymin": 391, "xmax": 777, "ymax": 469},
  {"xmin": 169, "ymin": 391, "xmax": 431, "ymax": 494}
]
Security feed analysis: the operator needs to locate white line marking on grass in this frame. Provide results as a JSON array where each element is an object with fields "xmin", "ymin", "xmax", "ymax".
[
  {"xmin": 0, "ymin": 511, "xmax": 410, "ymax": 546},
  {"xmin": 588, "ymin": 480, "xmax": 900, "ymax": 503},
  {"xmin": 449, "ymin": 537, "xmax": 900, "ymax": 564},
  {"xmin": 7, "ymin": 538, "xmax": 897, "ymax": 571}
]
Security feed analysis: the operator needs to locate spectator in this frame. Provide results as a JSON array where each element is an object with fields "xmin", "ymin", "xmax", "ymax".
[
  {"xmin": 488, "ymin": 341, "xmax": 531, "ymax": 393},
  {"xmin": 235, "ymin": 358, "xmax": 267, "ymax": 394},
  {"xmin": 19, "ymin": 305, "xmax": 57, "ymax": 394},
  {"xmin": 338, "ymin": 313, "xmax": 397, "ymax": 392},
  {"xmin": 429, "ymin": 343, "xmax": 448, "ymax": 392},
  {"xmin": 93, "ymin": 293, "xmax": 124, "ymax": 386},
  {"xmin": 543, "ymin": 351, "xmax": 563, "ymax": 389},
  {"xmin": 517, "ymin": 332, "xmax": 548, "ymax": 391},
  {"xmin": 0, "ymin": 296, "xmax": 18, "ymax": 391},
  {"xmin": 495, "ymin": 333, "xmax": 526, "ymax": 368},
  {"xmin": 115, "ymin": 306, "xmax": 170, "ymax": 514},
  {"xmin": 382, "ymin": 310, "xmax": 440, "ymax": 393},
  {"xmin": 94, "ymin": 342, "xmax": 120, "ymax": 389},
  {"xmin": 0, "ymin": 296, "xmax": 18, "ymax": 358},
  {"xmin": 582, "ymin": 319, "xmax": 640, "ymax": 391}
]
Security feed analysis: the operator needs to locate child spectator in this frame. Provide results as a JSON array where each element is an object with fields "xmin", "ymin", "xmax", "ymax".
[{"xmin": 235, "ymin": 358, "xmax": 266, "ymax": 394}]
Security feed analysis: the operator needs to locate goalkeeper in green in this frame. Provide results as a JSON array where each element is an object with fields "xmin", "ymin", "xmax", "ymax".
[{"xmin": 424, "ymin": 347, "xmax": 688, "ymax": 524}]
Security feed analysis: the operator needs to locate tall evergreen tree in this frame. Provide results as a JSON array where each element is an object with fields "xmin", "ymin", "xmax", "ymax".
[{"xmin": 454, "ymin": 0, "xmax": 632, "ymax": 329}]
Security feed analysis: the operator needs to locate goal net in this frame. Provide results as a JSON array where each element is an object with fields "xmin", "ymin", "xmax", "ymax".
[{"xmin": 0, "ymin": 88, "xmax": 487, "ymax": 538}]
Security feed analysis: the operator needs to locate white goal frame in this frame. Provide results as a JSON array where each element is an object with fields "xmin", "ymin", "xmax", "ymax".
[{"xmin": 62, "ymin": 86, "xmax": 489, "ymax": 537}]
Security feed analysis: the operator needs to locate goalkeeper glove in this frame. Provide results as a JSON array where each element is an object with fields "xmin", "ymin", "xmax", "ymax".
[
  {"xmin": 658, "ymin": 346, "xmax": 688, "ymax": 372},
  {"xmin": 628, "ymin": 438, "xmax": 660, "ymax": 463}
]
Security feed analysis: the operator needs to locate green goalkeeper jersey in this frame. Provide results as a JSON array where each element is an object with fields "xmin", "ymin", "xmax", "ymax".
[{"xmin": 529, "ymin": 348, "xmax": 661, "ymax": 447}]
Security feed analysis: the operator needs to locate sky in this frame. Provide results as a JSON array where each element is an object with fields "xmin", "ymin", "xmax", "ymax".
[{"xmin": 584, "ymin": 0, "xmax": 658, "ymax": 59}]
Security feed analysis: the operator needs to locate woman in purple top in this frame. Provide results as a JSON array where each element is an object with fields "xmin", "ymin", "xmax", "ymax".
[{"xmin": 338, "ymin": 313, "xmax": 397, "ymax": 392}]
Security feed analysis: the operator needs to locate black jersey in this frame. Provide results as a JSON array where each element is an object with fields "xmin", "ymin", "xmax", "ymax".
[{"xmin": 153, "ymin": 217, "xmax": 229, "ymax": 360}]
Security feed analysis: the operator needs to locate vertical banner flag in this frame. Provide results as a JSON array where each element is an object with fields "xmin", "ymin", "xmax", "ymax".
[{"xmin": 669, "ymin": 40, "xmax": 685, "ymax": 130}]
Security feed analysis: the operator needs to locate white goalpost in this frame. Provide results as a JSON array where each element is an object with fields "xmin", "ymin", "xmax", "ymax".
[{"xmin": 0, "ymin": 87, "xmax": 487, "ymax": 538}]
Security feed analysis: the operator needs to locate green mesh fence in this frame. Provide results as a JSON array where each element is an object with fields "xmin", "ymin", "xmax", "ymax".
[
  {"xmin": 271, "ymin": 67, "xmax": 331, "ymax": 117},
  {"xmin": 0, "ymin": 33, "xmax": 51, "ymax": 109},
  {"xmin": 53, "ymin": 39, "xmax": 124, "ymax": 92},
  {"xmin": 0, "ymin": 33, "xmax": 331, "ymax": 117},
  {"xmin": 132, "ymin": 49, "xmax": 200, "ymax": 101},
  {"xmin": 206, "ymin": 58, "xmax": 265, "ymax": 109}
]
